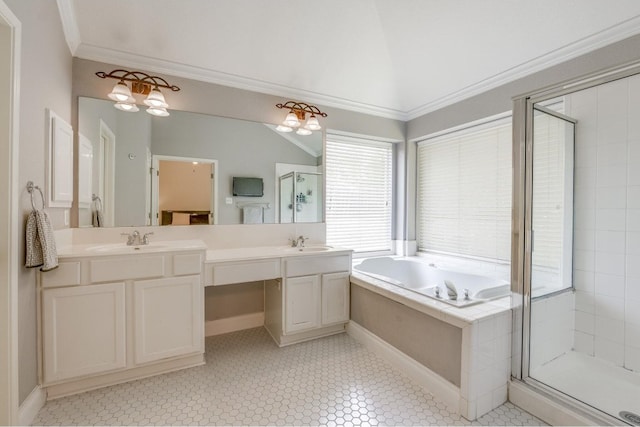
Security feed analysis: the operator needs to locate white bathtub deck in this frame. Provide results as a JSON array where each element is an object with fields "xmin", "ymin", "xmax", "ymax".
[{"xmin": 350, "ymin": 272, "xmax": 511, "ymax": 328}]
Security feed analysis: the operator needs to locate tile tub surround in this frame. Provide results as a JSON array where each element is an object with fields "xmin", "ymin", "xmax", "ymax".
[
  {"xmin": 34, "ymin": 328, "xmax": 544, "ymax": 426},
  {"xmin": 350, "ymin": 272, "xmax": 512, "ymax": 420}
]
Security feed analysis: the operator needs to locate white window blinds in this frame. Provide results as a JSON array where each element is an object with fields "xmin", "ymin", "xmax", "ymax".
[
  {"xmin": 326, "ymin": 137, "xmax": 393, "ymax": 253},
  {"xmin": 417, "ymin": 121, "xmax": 512, "ymax": 261}
]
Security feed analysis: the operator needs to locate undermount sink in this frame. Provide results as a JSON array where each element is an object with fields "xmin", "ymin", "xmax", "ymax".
[
  {"xmin": 86, "ymin": 243, "xmax": 169, "ymax": 253},
  {"xmin": 285, "ymin": 246, "xmax": 333, "ymax": 253}
]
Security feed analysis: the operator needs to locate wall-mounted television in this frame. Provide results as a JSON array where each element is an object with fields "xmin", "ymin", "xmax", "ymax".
[{"xmin": 232, "ymin": 177, "xmax": 264, "ymax": 197}]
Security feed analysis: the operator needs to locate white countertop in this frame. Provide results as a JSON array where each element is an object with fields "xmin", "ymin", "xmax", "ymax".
[
  {"xmin": 57, "ymin": 239, "xmax": 208, "ymax": 258},
  {"xmin": 205, "ymin": 245, "xmax": 351, "ymax": 263}
]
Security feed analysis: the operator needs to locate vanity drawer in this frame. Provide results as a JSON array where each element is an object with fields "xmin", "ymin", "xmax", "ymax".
[
  {"xmin": 173, "ymin": 253, "xmax": 202, "ymax": 276},
  {"xmin": 90, "ymin": 256, "xmax": 165, "ymax": 283},
  {"xmin": 41, "ymin": 261, "xmax": 81, "ymax": 288},
  {"xmin": 208, "ymin": 259, "xmax": 281, "ymax": 286},
  {"xmin": 285, "ymin": 254, "xmax": 351, "ymax": 277}
]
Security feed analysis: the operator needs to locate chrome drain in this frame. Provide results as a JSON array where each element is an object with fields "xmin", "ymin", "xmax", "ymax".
[{"xmin": 620, "ymin": 411, "xmax": 640, "ymax": 425}]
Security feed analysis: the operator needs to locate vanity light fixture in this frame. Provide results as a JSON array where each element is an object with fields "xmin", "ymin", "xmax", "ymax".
[
  {"xmin": 96, "ymin": 69, "xmax": 180, "ymax": 117},
  {"xmin": 275, "ymin": 101, "xmax": 327, "ymax": 135}
]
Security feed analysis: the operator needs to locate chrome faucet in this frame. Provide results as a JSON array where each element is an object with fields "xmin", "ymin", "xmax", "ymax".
[
  {"xmin": 121, "ymin": 230, "xmax": 153, "ymax": 246},
  {"xmin": 289, "ymin": 235, "xmax": 308, "ymax": 248},
  {"xmin": 142, "ymin": 232, "xmax": 154, "ymax": 245}
]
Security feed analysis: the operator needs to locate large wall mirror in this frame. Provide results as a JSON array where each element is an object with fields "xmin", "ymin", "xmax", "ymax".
[{"xmin": 77, "ymin": 97, "xmax": 324, "ymax": 227}]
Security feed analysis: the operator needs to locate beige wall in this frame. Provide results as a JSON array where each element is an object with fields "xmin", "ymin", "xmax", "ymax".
[
  {"xmin": 159, "ymin": 160, "xmax": 212, "ymax": 213},
  {"xmin": 4, "ymin": 0, "xmax": 72, "ymax": 404},
  {"xmin": 350, "ymin": 284, "xmax": 462, "ymax": 386},
  {"xmin": 205, "ymin": 282, "xmax": 264, "ymax": 321}
]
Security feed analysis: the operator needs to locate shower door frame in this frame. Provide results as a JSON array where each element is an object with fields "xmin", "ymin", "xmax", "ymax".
[{"xmin": 511, "ymin": 60, "xmax": 640, "ymax": 425}]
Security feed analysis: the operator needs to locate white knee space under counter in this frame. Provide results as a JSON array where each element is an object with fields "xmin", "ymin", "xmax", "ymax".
[{"xmin": 204, "ymin": 245, "xmax": 353, "ymax": 346}]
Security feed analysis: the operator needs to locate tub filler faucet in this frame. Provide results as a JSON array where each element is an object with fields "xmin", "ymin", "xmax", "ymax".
[{"xmin": 444, "ymin": 279, "xmax": 458, "ymax": 300}]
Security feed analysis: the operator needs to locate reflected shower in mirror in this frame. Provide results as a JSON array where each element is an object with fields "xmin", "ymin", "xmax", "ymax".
[{"xmin": 77, "ymin": 97, "xmax": 323, "ymax": 227}]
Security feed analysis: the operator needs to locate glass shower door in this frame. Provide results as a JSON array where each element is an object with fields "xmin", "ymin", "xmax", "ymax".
[
  {"xmin": 279, "ymin": 173, "xmax": 294, "ymax": 223},
  {"xmin": 525, "ymin": 85, "xmax": 640, "ymax": 424}
]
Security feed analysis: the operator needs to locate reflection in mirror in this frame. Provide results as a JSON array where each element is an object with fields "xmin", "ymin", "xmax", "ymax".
[
  {"xmin": 77, "ymin": 97, "xmax": 323, "ymax": 227},
  {"xmin": 279, "ymin": 172, "xmax": 323, "ymax": 223}
]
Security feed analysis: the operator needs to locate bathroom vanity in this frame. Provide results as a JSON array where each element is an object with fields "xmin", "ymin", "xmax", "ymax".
[
  {"xmin": 39, "ymin": 235, "xmax": 352, "ymax": 398},
  {"xmin": 38, "ymin": 240, "xmax": 207, "ymax": 398}
]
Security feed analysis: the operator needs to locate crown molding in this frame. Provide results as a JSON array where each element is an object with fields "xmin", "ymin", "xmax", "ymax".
[
  {"xmin": 74, "ymin": 43, "xmax": 408, "ymax": 121},
  {"xmin": 406, "ymin": 14, "xmax": 640, "ymax": 121},
  {"xmin": 56, "ymin": 0, "xmax": 80, "ymax": 55},
  {"xmin": 67, "ymin": 11, "xmax": 640, "ymax": 123}
]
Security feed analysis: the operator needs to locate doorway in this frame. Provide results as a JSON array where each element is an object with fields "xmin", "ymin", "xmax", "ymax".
[{"xmin": 151, "ymin": 155, "xmax": 217, "ymax": 226}]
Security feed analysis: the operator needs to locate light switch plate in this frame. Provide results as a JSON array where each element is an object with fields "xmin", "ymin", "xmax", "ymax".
[{"xmin": 225, "ymin": 197, "xmax": 233, "ymax": 205}]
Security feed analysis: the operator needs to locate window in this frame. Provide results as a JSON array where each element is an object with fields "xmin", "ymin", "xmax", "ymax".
[
  {"xmin": 326, "ymin": 136, "xmax": 393, "ymax": 253},
  {"xmin": 417, "ymin": 119, "xmax": 512, "ymax": 262}
]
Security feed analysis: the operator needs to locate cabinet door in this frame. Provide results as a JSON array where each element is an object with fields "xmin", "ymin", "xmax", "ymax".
[
  {"xmin": 42, "ymin": 282, "xmax": 126, "ymax": 383},
  {"xmin": 321, "ymin": 272, "xmax": 350, "ymax": 326},
  {"xmin": 133, "ymin": 275, "xmax": 203, "ymax": 364},
  {"xmin": 284, "ymin": 275, "xmax": 320, "ymax": 334}
]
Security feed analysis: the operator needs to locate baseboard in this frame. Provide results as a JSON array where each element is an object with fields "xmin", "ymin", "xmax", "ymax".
[
  {"xmin": 509, "ymin": 380, "xmax": 605, "ymax": 426},
  {"xmin": 205, "ymin": 312, "xmax": 264, "ymax": 336},
  {"xmin": 46, "ymin": 353, "xmax": 204, "ymax": 400},
  {"xmin": 18, "ymin": 385, "xmax": 46, "ymax": 426},
  {"xmin": 346, "ymin": 321, "xmax": 459, "ymax": 411}
]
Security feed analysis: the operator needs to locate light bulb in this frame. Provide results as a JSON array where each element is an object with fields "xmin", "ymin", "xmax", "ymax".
[
  {"xmin": 276, "ymin": 125, "xmax": 293, "ymax": 132},
  {"xmin": 146, "ymin": 106, "xmax": 170, "ymax": 117},
  {"xmin": 144, "ymin": 88, "xmax": 168, "ymax": 108},
  {"xmin": 114, "ymin": 101, "xmax": 139, "ymax": 112},
  {"xmin": 305, "ymin": 115, "xmax": 321, "ymax": 130},
  {"xmin": 283, "ymin": 112, "xmax": 300, "ymax": 127},
  {"xmin": 108, "ymin": 81, "xmax": 132, "ymax": 102},
  {"xmin": 296, "ymin": 127, "xmax": 312, "ymax": 136}
]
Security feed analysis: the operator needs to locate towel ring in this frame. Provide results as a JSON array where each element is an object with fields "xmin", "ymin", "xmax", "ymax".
[{"xmin": 26, "ymin": 181, "xmax": 45, "ymax": 211}]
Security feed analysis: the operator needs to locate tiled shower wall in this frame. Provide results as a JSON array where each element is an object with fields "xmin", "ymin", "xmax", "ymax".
[{"xmin": 568, "ymin": 75, "xmax": 640, "ymax": 372}]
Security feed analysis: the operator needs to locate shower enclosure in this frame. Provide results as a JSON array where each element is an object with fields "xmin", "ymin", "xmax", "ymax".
[
  {"xmin": 513, "ymin": 67, "xmax": 640, "ymax": 425},
  {"xmin": 279, "ymin": 171, "xmax": 323, "ymax": 223}
]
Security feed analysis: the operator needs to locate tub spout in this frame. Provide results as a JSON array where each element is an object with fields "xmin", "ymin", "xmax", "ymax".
[{"xmin": 444, "ymin": 280, "xmax": 458, "ymax": 300}]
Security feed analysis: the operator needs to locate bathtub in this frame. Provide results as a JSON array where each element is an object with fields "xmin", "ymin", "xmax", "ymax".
[{"xmin": 353, "ymin": 256, "xmax": 510, "ymax": 307}]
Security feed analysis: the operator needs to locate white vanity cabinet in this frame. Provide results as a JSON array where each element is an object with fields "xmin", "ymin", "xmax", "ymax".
[
  {"xmin": 39, "ymin": 246, "xmax": 205, "ymax": 398},
  {"xmin": 133, "ymin": 275, "xmax": 202, "ymax": 364},
  {"xmin": 265, "ymin": 252, "xmax": 351, "ymax": 346},
  {"xmin": 284, "ymin": 275, "xmax": 321, "ymax": 333},
  {"xmin": 42, "ymin": 281, "xmax": 126, "ymax": 383}
]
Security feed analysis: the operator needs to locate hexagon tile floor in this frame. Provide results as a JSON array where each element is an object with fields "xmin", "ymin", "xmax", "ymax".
[{"xmin": 34, "ymin": 327, "xmax": 545, "ymax": 426}]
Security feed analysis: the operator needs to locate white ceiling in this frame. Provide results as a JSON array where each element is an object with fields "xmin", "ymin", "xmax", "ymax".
[{"xmin": 59, "ymin": 0, "xmax": 640, "ymax": 120}]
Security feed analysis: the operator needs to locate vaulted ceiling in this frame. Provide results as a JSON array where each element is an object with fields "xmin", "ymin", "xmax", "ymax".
[{"xmin": 59, "ymin": 0, "xmax": 640, "ymax": 120}]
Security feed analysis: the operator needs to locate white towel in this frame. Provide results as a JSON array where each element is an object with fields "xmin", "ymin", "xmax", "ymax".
[
  {"xmin": 242, "ymin": 206, "xmax": 263, "ymax": 224},
  {"xmin": 25, "ymin": 209, "xmax": 58, "ymax": 271}
]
